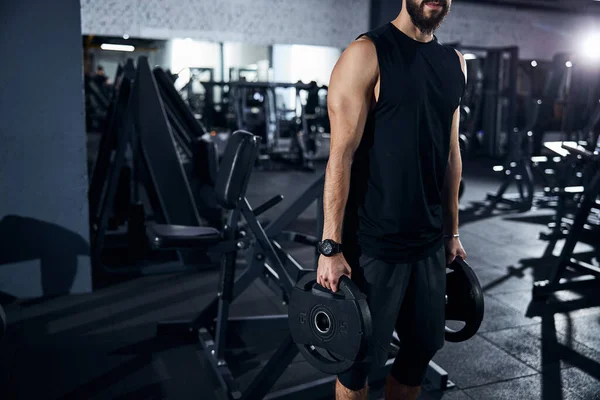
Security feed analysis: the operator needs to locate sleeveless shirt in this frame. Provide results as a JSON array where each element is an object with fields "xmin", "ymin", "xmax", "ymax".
[{"xmin": 343, "ymin": 23, "xmax": 466, "ymax": 264}]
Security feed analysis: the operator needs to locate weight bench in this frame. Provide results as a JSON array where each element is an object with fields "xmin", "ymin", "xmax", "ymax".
[{"xmin": 147, "ymin": 130, "xmax": 453, "ymax": 399}]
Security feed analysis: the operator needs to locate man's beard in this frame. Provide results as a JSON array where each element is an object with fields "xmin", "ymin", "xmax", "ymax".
[{"xmin": 405, "ymin": 0, "xmax": 450, "ymax": 36}]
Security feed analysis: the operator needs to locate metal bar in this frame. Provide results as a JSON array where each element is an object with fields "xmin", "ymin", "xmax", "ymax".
[
  {"xmin": 240, "ymin": 200, "xmax": 296, "ymax": 293},
  {"xmin": 215, "ymin": 298, "xmax": 231, "ymax": 362},
  {"xmin": 550, "ymin": 168, "xmax": 600, "ymax": 286},
  {"xmin": 199, "ymin": 327, "xmax": 244, "ymax": 400},
  {"xmin": 424, "ymin": 360, "xmax": 454, "ymax": 391},
  {"xmin": 254, "ymin": 195, "xmax": 284, "ymax": 217},
  {"xmin": 265, "ymin": 174, "xmax": 325, "ymax": 237},
  {"xmin": 203, "ymin": 81, "xmax": 313, "ymax": 90},
  {"xmin": 534, "ymin": 275, "xmax": 600, "ymax": 297},
  {"xmin": 216, "ymin": 211, "xmax": 239, "ymax": 360},
  {"xmin": 567, "ymin": 259, "xmax": 600, "ymax": 275}
]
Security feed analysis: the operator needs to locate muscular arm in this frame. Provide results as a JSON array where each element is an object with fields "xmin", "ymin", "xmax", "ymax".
[
  {"xmin": 442, "ymin": 51, "xmax": 468, "ymax": 236},
  {"xmin": 322, "ymin": 39, "xmax": 379, "ymax": 242}
]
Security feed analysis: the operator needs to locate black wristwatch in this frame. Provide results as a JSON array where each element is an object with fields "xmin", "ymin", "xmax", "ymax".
[{"xmin": 318, "ymin": 239, "xmax": 343, "ymax": 257}]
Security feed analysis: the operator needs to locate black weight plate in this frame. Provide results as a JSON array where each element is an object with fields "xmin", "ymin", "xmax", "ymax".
[
  {"xmin": 289, "ymin": 272, "xmax": 372, "ymax": 374},
  {"xmin": 445, "ymin": 258, "xmax": 484, "ymax": 342}
]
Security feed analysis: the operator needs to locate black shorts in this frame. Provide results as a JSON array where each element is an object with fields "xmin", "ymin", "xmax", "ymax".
[{"xmin": 338, "ymin": 245, "xmax": 447, "ymax": 389}]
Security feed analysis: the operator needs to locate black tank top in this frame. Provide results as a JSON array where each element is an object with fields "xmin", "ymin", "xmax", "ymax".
[{"xmin": 343, "ymin": 23, "xmax": 466, "ymax": 264}]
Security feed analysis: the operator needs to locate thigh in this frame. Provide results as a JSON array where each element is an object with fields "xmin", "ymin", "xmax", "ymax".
[
  {"xmin": 354, "ymin": 253, "xmax": 412, "ymax": 367},
  {"xmin": 394, "ymin": 246, "xmax": 446, "ymax": 351}
]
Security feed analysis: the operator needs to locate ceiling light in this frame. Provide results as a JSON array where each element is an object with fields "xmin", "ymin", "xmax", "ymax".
[
  {"xmin": 578, "ymin": 33, "xmax": 600, "ymax": 62},
  {"xmin": 101, "ymin": 43, "xmax": 135, "ymax": 52}
]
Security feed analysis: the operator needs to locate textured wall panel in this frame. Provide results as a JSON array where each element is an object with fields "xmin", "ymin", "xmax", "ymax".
[
  {"xmin": 82, "ymin": 0, "xmax": 370, "ymax": 48},
  {"xmin": 437, "ymin": 3, "xmax": 596, "ymax": 60}
]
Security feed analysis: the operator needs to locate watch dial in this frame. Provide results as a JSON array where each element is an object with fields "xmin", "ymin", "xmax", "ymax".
[{"xmin": 322, "ymin": 242, "xmax": 333, "ymax": 254}]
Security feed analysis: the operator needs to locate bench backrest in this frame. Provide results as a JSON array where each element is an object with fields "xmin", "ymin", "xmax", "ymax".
[{"xmin": 215, "ymin": 131, "xmax": 259, "ymax": 210}]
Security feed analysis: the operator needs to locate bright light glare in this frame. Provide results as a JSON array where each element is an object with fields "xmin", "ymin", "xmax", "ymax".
[
  {"xmin": 579, "ymin": 33, "xmax": 600, "ymax": 62},
  {"xmin": 531, "ymin": 60, "xmax": 538, "ymax": 67},
  {"xmin": 565, "ymin": 61, "xmax": 573, "ymax": 68},
  {"xmin": 101, "ymin": 43, "xmax": 135, "ymax": 52},
  {"xmin": 463, "ymin": 53, "xmax": 477, "ymax": 60}
]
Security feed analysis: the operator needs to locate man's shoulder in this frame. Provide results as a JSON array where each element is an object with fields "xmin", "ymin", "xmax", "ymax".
[{"xmin": 356, "ymin": 23, "xmax": 393, "ymax": 43}]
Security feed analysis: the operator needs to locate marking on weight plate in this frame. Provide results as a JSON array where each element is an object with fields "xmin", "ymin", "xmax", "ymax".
[
  {"xmin": 299, "ymin": 312, "xmax": 307, "ymax": 324},
  {"xmin": 340, "ymin": 320, "xmax": 347, "ymax": 335}
]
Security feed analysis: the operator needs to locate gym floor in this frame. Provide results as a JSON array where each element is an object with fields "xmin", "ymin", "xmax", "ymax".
[{"xmin": 1, "ymin": 159, "xmax": 599, "ymax": 400}]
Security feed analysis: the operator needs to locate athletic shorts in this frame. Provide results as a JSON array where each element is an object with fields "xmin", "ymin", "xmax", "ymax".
[{"xmin": 337, "ymin": 245, "xmax": 447, "ymax": 389}]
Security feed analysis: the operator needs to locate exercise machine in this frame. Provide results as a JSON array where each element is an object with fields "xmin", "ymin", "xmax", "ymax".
[
  {"xmin": 196, "ymin": 80, "xmax": 319, "ymax": 171},
  {"xmin": 148, "ymin": 132, "xmax": 456, "ymax": 399},
  {"xmin": 533, "ymin": 142, "xmax": 600, "ymax": 298},
  {"xmin": 153, "ymin": 67, "xmax": 222, "ymax": 229},
  {"xmin": 486, "ymin": 98, "xmax": 541, "ymax": 211},
  {"xmin": 452, "ymin": 45, "xmax": 519, "ymax": 158},
  {"xmin": 89, "ymin": 57, "xmax": 213, "ymax": 278}
]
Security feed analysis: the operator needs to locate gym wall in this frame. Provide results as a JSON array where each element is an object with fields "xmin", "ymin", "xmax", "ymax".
[
  {"xmin": 81, "ymin": 0, "xmax": 370, "ymax": 49},
  {"xmin": 0, "ymin": 0, "xmax": 92, "ymax": 298},
  {"xmin": 372, "ymin": 1, "xmax": 598, "ymax": 61}
]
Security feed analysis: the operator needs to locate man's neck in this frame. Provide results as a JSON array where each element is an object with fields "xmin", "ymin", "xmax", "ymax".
[{"xmin": 392, "ymin": 12, "xmax": 434, "ymax": 43}]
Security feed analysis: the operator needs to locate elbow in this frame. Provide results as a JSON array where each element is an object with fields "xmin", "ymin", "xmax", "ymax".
[
  {"xmin": 327, "ymin": 150, "xmax": 354, "ymax": 171},
  {"xmin": 448, "ymin": 146, "xmax": 462, "ymax": 168}
]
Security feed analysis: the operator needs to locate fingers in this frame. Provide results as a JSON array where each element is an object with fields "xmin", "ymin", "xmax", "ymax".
[
  {"xmin": 330, "ymin": 278, "xmax": 339, "ymax": 293},
  {"xmin": 447, "ymin": 251, "xmax": 457, "ymax": 264},
  {"xmin": 458, "ymin": 248, "xmax": 467, "ymax": 260},
  {"xmin": 318, "ymin": 274, "xmax": 331, "ymax": 291},
  {"xmin": 317, "ymin": 274, "xmax": 343, "ymax": 292},
  {"xmin": 317, "ymin": 256, "xmax": 352, "ymax": 293}
]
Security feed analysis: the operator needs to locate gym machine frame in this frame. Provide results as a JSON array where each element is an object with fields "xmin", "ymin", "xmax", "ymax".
[
  {"xmin": 90, "ymin": 57, "xmax": 212, "ymax": 277},
  {"xmin": 487, "ymin": 99, "xmax": 541, "ymax": 211},
  {"xmin": 537, "ymin": 99, "xmax": 600, "ymax": 242},
  {"xmin": 153, "ymin": 169, "xmax": 454, "ymax": 399},
  {"xmin": 533, "ymin": 142, "xmax": 600, "ymax": 298},
  {"xmin": 203, "ymin": 80, "xmax": 316, "ymax": 171}
]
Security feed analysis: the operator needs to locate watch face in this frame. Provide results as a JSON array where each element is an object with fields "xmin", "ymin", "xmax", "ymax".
[{"xmin": 322, "ymin": 241, "xmax": 333, "ymax": 255}]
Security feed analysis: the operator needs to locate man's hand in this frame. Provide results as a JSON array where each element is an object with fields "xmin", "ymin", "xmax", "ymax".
[
  {"xmin": 317, "ymin": 254, "xmax": 352, "ymax": 293},
  {"xmin": 445, "ymin": 237, "xmax": 467, "ymax": 264}
]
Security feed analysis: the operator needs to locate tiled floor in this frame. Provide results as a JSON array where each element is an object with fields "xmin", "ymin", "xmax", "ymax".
[{"xmin": 0, "ymin": 159, "xmax": 599, "ymax": 399}]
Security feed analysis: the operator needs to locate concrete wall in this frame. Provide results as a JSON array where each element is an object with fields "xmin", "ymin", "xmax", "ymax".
[
  {"xmin": 273, "ymin": 45, "xmax": 342, "ymax": 86},
  {"xmin": 223, "ymin": 42, "xmax": 270, "ymax": 81},
  {"xmin": 0, "ymin": 0, "xmax": 91, "ymax": 298},
  {"xmin": 372, "ymin": 1, "xmax": 600, "ymax": 61},
  {"xmin": 81, "ymin": 0, "xmax": 371, "ymax": 49}
]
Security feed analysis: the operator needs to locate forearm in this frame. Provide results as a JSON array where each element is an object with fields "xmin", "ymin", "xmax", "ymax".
[
  {"xmin": 319, "ymin": 38, "xmax": 377, "ymax": 243},
  {"xmin": 442, "ymin": 147, "xmax": 462, "ymax": 235},
  {"xmin": 321, "ymin": 151, "xmax": 353, "ymax": 242}
]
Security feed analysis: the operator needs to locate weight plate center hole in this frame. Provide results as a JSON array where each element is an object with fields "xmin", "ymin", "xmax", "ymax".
[{"xmin": 314, "ymin": 311, "xmax": 331, "ymax": 334}]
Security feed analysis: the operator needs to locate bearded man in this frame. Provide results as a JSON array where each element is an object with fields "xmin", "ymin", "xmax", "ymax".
[{"xmin": 316, "ymin": 1, "xmax": 467, "ymax": 399}]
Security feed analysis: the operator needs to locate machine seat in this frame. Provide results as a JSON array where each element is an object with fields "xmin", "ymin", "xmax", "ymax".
[{"xmin": 147, "ymin": 223, "xmax": 221, "ymax": 249}]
